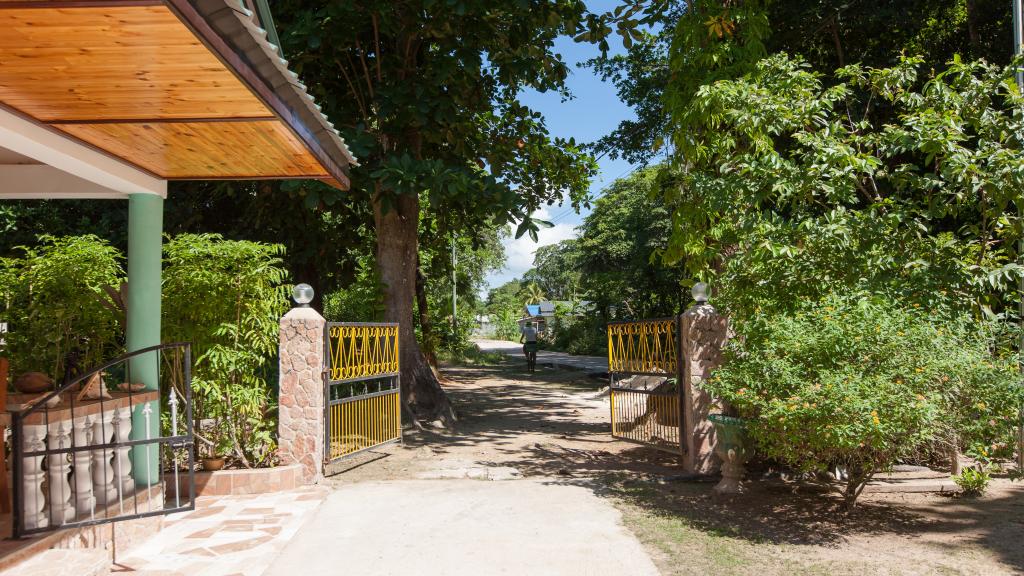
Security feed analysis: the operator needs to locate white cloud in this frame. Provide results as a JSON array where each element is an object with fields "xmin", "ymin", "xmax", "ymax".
[{"xmin": 485, "ymin": 210, "xmax": 578, "ymax": 292}]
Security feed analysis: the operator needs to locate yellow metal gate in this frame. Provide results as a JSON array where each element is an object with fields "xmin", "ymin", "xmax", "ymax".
[
  {"xmin": 324, "ymin": 322, "xmax": 402, "ymax": 462},
  {"xmin": 607, "ymin": 317, "xmax": 686, "ymax": 455}
]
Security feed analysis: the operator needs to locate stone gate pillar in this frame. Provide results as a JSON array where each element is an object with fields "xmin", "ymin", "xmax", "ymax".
[
  {"xmin": 680, "ymin": 292, "xmax": 729, "ymax": 474},
  {"xmin": 278, "ymin": 289, "xmax": 325, "ymax": 485}
]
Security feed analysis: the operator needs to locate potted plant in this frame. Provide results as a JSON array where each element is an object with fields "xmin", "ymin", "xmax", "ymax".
[
  {"xmin": 200, "ymin": 420, "xmax": 231, "ymax": 471},
  {"xmin": 707, "ymin": 413, "xmax": 752, "ymax": 495}
]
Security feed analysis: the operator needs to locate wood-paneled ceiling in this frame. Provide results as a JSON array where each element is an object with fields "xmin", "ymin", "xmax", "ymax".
[{"xmin": 0, "ymin": 0, "xmax": 351, "ymax": 188}]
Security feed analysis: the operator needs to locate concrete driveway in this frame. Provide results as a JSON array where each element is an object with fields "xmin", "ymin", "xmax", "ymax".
[
  {"xmin": 474, "ymin": 339, "xmax": 608, "ymax": 373},
  {"xmin": 265, "ymin": 479, "xmax": 658, "ymax": 576}
]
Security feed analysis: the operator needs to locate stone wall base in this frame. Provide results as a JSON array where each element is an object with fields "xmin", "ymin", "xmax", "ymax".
[
  {"xmin": 0, "ymin": 502, "xmax": 163, "ymax": 573},
  {"xmin": 169, "ymin": 463, "xmax": 301, "ymax": 497}
]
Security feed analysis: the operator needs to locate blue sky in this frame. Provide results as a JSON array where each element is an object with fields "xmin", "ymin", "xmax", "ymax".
[{"xmin": 484, "ymin": 2, "xmax": 639, "ymax": 291}]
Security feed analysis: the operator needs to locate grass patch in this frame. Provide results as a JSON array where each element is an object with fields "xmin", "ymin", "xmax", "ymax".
[{"xmin": 603, "ymin": 479, "xmax": 899, "ymax": 576}]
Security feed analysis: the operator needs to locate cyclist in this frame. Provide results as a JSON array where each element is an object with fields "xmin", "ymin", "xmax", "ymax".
[{"xmin": 520, "ymin": 321, "xmax": 538, "ymax": 372}]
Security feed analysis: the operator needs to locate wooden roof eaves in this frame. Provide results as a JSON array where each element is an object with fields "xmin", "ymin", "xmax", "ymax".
[{"xmin": 166, "ymin": 0, "xmax": 355, "ymax": 190}]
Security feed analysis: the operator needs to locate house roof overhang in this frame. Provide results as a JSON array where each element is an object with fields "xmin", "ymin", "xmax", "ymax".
[{"xmin": 0, "ymin": 0, "xmax": 354, "ymax": 198}]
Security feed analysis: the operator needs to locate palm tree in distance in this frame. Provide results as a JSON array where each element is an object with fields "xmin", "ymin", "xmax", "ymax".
[{"xmin": 524, "ymin": 282, "xmax": 546, "ymax": 306}]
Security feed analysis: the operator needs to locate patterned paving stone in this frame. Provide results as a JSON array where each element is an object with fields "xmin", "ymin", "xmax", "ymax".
[{"xmin": 112, "ymin": 486, "xmax": 328, "ymax": 576}]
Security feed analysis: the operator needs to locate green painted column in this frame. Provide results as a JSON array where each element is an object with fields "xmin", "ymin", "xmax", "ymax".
[{"xmin": 127, "ymin": 193, "xmax": 163, "ymax": 487}]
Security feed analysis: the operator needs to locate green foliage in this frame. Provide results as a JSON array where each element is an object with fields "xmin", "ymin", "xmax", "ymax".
[
  {"xmin": 768, "ymin": 0, "xmax": 1016, "ymax": 71},
  {"xmin": 275, "ymin": 0, "xmax": 599, "ymax": 250},
  {"xmin": 666, "ymin": 0, "xmax": 771, "ymax": 157},
  {"xmin": 524, "ymin": 282, "xmax": 547, "ymax": 306},
  {"xmin": 485, "ymin": 280, "xmax": 529, "ymax": 341},
  {"xmin": 953, "ymin": 466, "xmax": 992, "ymax": 497},
  {"xmin": 486, "ymin": 280, "xmax": 527, "ymax": 315},
  {"xmin": 702, "ymin": 293, "xmax": 1022, "ymax": 508},
  {"xmin": 323, "ymin": 255, "xmax": 386, "ymax": 322},
  {"xmin": 524, "ymin": 242, "xmax": 582, "ymax": 301},
  {"xmin": 419, "ymin": 218, "xmax": 505, "ymax": 357},
  {"xmin": 589, "ymin": 1, "xmax": 1017, "ymax": 167},
  {"xmin": 493, "ymin": 309, "xmax": 522, "ymax": 342},
  {"xmin": 0, "ymin": 235, "xmax": 123, "ymax": 379},
  {"xmin": 665, "ymin": 54, "xmax": 1024, "ymax": 325},
  {"xmin": 576, "ymin": 167, "xmax": 685, "ymax": 319},
  {"xmin": 162, "ymin": 234, "xmax": 290, "ymax": 468},
  {"xmin": 545, "ymin": 302, "xmax": 605, "ymax": 356},
  {"xmin": 583, "ymin": 4, "xmax": 678, "ymax": 164},
  {"xmin": 488, "ymin": 166, "xmax": 690, "ymax": 354}
]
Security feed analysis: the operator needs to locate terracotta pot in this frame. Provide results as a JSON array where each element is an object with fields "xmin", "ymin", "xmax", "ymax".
[
  {"xmin": 13, "ymin": 372, "xmax": 53, "ymax": 394},
  {"xmin": 202, "ymin": 457, "xmax": 226, "ymax": 472}
]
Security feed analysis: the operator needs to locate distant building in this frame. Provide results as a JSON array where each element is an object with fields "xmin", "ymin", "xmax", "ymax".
[
  {"xmin": 473, "ymin": 314, "xmax": 494, "ymax": 337},
  {"xmin": 518, "ymin": 300, "xmax": 592, "ymax": 333}
]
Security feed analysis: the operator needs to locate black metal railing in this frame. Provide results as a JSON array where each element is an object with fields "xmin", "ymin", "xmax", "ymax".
[{"xmin": 10, "ymin": 342, "xmax": 196, "ymax": 538}]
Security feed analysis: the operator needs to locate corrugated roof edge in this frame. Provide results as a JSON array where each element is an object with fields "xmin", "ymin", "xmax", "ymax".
[{"xmin": 181, "ymin": 0, "xmax": 358, "ymax": 182}]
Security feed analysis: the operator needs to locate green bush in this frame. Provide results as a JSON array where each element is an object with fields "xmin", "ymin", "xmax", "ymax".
[
  {"xmin": 544, "ymin": 303, "xmax": 605, "ymax": 356},
  {"xmin": 953, "ymin": 466, "xmax": 992, "ymax": 496},
  {"xmin": 322, "ymin": 255, "xmax": 385, "ymax": 322},
  {"xmin": 494, "ymin": 309, "xmax": 521, "ymax": 341},
  {"xmin": 0, "ymin": 235, "xmax": 123, "ymax": 379},
  {"xmin": 162, "ymin": 234, "xmax": 290, "ymax": 468},
  {"xmin": 702, "ymin": 293, "xmax": 1021, "ymax": 508}
]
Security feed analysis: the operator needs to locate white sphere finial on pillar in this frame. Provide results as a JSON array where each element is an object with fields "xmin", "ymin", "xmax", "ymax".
[
  {"xmin": 292, "ymin": 283, "xmax": 314, "ymax": 307},
  {"xmin": 692, "ymin": 282, "xmax": 709, "ymax": 304}
]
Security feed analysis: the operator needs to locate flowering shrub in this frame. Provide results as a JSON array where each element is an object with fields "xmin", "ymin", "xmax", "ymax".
[{"xmin": 702, "ymin": 293, "xmax": 1021, "ymax": 508}]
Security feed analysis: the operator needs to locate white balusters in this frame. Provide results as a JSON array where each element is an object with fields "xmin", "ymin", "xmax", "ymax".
[
  {"xmin": 142, "ymin": 403, "xmax": 154, "ymax": 512},
  {"xmin": 90, "ymin": 410, "xmax": 117, "ymax": 506},
  {"xmin": 169, "ymin": 390, "xmax": 181, "ymax": 508},
  {"xmin": 46, "ymin": 419, "xmax": 74, "ymax": 525},
  {"xmin": 13, "ymin": 395, "xmax": 151, "ymax": 532},
  {"xmin": 112, "ymin": 406, "xmax": 134, "ymax": 500},
  {"xmin": 71, "ymin": 415, "xmax": 96, "ymax": 518},
  {"xmin": 21, "ymin": 424, "xmax": 48, "ymax": 531}
]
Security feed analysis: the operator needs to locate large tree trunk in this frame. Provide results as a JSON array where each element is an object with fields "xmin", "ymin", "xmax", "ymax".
[
  {"xmin": 373, "ymin": 189, "xmax": 456, "ymax": 427},
  {"xmin": 965, "ymin": 0, "xmax": 981, "ymax": 55}
]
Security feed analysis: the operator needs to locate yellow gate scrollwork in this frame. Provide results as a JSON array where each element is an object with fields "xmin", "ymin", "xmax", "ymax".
[{"xmin": 324, "ymin": 322, "xmax": 402, "ymax": 462}]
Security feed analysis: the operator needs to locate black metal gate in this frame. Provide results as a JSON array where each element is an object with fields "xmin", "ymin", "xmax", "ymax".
[
  {"xmin": 323, "ymin": 322, "xmax": 402, "ymax": 463},
  {"xmin": 10, "ymin": 343, "xmax": 195, "ymax": 538},
  {"xmin": 607, "ymin": 317, "xmax": 686, "ymax": 455}
]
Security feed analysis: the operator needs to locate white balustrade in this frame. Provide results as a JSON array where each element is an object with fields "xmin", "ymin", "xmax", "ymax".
[
  {"xmin": 90, "ymin": 410, "xmax": 118, "ymax": 506},
  {"xmin": 112, "ymin": 406, "xmax": 134, "ymax": 503},
  {"xmin": 46, "ymin": 419, "xmax": 74, "ymax": 525},
  {"xmin": 20, "ymin": 424, "xmax": 48, "ymax": 531},
  {"xmin": 11, "ymin": 392, "xmax": 158, "ymax": 532},
  {"xmin": 72, "ymin": 415, "xmax": 96, "ymax": 517}
]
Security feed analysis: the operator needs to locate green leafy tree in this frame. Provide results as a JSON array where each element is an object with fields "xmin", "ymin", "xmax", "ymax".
[
  {"xmin": 162, "ymin": 234, "xmax": 290, "ymax": 468},
  {"xmin": 419, "ymin": 215, "xmax": 506, "ymax": 358},
  {"xmin": 665, "ymin": 55, "xmax": 1024, "ymax": 324},
  {"xmin": 524, "ymin": 282, "xmax": 548, "ymax": 306},
  {"xmin": 274, "ymin": 0, "xmax": 603, "ymax": 424},
  {"xmin": 486, "ymin": 280, "xmax": 528, "ymax": 316},
  {"xmin": 523, "ymin": 241, "xmax": 583, "ymax": 301},
  {"xmin": 589, "ymin": 1, "xmax": 1017, "ymax": 166},
  {"xmin": 0, "ymin": 235, "xmax": 123, "ymax": 380},
  {"xmin": 576, "ymin": 167, "xmax": 685, "ymax": 319},
  {"xmin": 768, "ymin": 0, "xmax": 1015, "ymax": 71}
]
